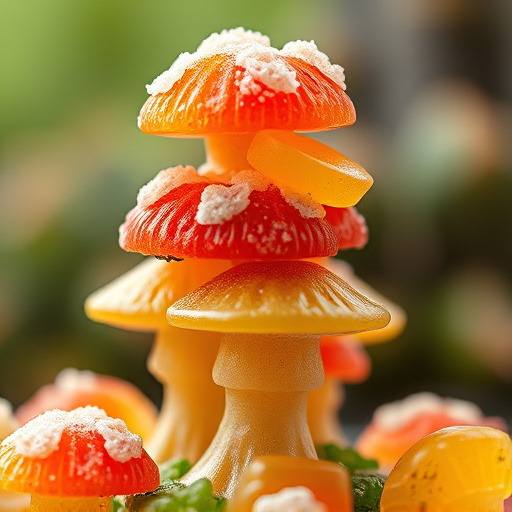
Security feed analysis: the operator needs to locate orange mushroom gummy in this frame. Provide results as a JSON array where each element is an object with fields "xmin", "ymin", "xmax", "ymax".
[
  {"xmin": 120, "ymin": 28, "xmax": 370, "ymax": 261},
  {"xmin": 15, "ymin": 368, "xmax": 157, "ymax": 444},
  {"xmin": 0, "ymin": 406, "xmax": 159, "ymax": 512},
  {"xmin": 85, "ymin": 257, "xmax": 230, "ymax": 463},
  {"xmin": 167, "ymin": 260, "xmax": 390, "ymax": 497}
]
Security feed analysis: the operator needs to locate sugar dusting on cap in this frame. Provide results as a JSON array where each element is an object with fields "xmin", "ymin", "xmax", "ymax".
[
  {"xmin": 137, "ymin": 165, "xmax": 208, "ymax": 208},
  {"xmin": 54, "ymin": 367, "xmax": 97, "ymax": 393},
  {"xmin": 374, "ymin": 392, "xmax": 483, "ymax": 432},
  {"xmin": 196, "ymin": 183, "xmax": 252, "ymax": 225},
  {"xmin": 282, "ymin": 40, "xmax": 346, "ymax": 90},
  {"xmin": 253, "ymin": 487, "xmax": 327, "ymax": 512},
  {"xmin": 146, "ymin": 27, "xmax": 347, "ymax": 98},
  {"xmin": 280, "ymin": 187, "xmax": 325, "ymax": 219},
  {"xmin": 3, "ymin": 406, "xmax": 142, "ymax": 462},
  {"xmin": 0, "ymin": 399, "xmax": 18, "ymax": 442}
]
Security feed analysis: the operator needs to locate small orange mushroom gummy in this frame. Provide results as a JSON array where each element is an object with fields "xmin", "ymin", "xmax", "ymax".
[{"xmin": 0, "ymin": 406, "xmax": 160, "ymax": 511}]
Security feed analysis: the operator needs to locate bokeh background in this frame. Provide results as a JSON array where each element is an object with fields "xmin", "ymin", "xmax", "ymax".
[{"xmin": 1, "ymin": 0, "xmax": 511, "ymax": 432}]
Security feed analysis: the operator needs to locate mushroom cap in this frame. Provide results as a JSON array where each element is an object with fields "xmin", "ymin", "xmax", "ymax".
[
  {"xmin": 85, "ymin": 257, "xmax": 231, "ymax": 331},
  {"xmin": 167, "ymin": 260, "xmax": 390, "ymax": 334},
  {"xmin": 320, "ymin": 336, "xmax": 371, "ymax": 381},
  {"xmin": 139, "ymin": 29, "xmax": 355, "ymax": 136},
  {"xmin": 0, "ymin": 407, "xmax": 160, "ymax": 497},
  {"xmin": 15, "ymin": 368, "xmax": 158, "ymax": 443},
  {"xmin": 119, "ymin": 167, "xmax": 368, "ymax": 260},
  {"xmin": 324, "ymin": 258, "xmax": 406, "ymax": 343}
]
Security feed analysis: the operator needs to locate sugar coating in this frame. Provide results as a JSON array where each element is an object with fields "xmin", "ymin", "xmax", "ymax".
[
  {"xmin": 4, "ymin": 406, "xmax": 142, "ymax": 462},
  {"xmin": 280, "ymin": 188, "xmax": 325, "ymax": 219},
  {"xmin": 196, "ymin": 183, "xmax": 251, "ymax": 225},
  {"xmin": 282, "ymin": 40, "xmax": 346, "ymax": 91},
  {"xmin": 137, "ymin": 165, "xmax": 208, "ymax": 208},
  {"xmin": 253, "ymin": 487, "xmax": 327, "ymax": 512},
  {"xmin": 235, "ymin": 46, "xmax": 299, "ymax": 95},
  {"xmin": 54, "ymin": 367, "xmax": 97, "ymax": 393},
  {"xmin": 0, "ymin": 399, "xmax": 18, "ymax": 442},
  {"xmin": 374, "ymin": 392, "xmax": 483, "ymax": 432},
  {"xmin": 230, "ymin": 169, "xmax": 270, "ymax": 192},
  {"xmin": 146, "ymin": 27, "xmax": 347, "ymax": 97}
]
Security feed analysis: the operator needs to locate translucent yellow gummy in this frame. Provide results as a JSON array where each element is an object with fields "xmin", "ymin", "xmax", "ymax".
[
  {"xmin": 228, "ymin": 455, "xmax": 353, "ymax": 512},
  {"xmin": 167, "ymin": 261, "xmax": 390, "ymax": 335},
  {"xmin": 247, "ymin": 130, "xmax": 373, "ymax": 207},
  {"xmin": 380, "ymin": 426, "xmax": 512, "ymax": 512}
]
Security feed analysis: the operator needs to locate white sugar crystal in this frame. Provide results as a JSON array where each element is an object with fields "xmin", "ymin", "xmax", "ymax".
[
  {"xmin": 280, "ymin": 188, "xmax": 325, "ymax": 219},
  {"xmin": 3, "ymin": 406, "xmax": 142, "ymax": 462},
  {"xmin": 197, "ymin": 27, "xmax": 271, "ymax": 53},
  {"xmin": 253, "ymin": 487, "xmax": 327, "ymax": 512},
  {"xmin": 96, "ymin": 417, "xmax": 142, "ymax": 463},
  {"xmin": 230, "ymin": 169, "xmax": 270, "ymax": 192},
  {"xmin": 235, "ymin": 46, "xmax": 299, "ymax": 94},
  {"xmin": 0, "ymin": 399, "xmax": 18, "ymax": 442},
  {"xmin": 196, "ymin": 183, "xmax": 251, "ymax": 225},
  {"xmin": 281, "ymin": 40, "xmax": 346, "ymax": 90},
  {"xmin": 55, "ymin": 367, "xmax": 96, "ymax": 393},
  {"xmin": 137, "ymin": 165, "xmax": 207, "ymax": 208},
  {"xmin": 146, "ymin": 51, "xmax": 196, "ymax": 96},
  {"xmin": 374, "ymin": 392, "xmax": 483, "ymax": 432}
]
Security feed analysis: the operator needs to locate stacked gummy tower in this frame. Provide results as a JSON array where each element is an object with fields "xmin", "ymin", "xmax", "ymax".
[{"xmin": 117, "ymin": 28, "xmax": 391, "ymax": 502}]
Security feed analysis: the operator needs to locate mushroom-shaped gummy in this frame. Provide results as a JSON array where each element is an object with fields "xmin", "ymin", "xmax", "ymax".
[
  {"xmin": 167, "ymin": 260, "xmax": 390, "ymax": 497},
  {"xmin": 0, "ymin": 406, "xmax": 159, "ymax": 512},
  {"xmin": 85, "ymin": 257, "xmax": 230, "ymax": 463},
  {"xmin": 16, "ymin": 368, "xmax": 157, "ymax": 443},
  {"xmin": 139, "ymin": 28, "xmax": 355, "ymax": 176}
]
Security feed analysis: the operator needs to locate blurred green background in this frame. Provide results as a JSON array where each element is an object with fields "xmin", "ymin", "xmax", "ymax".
[{"xmin": 1, "ymin": 0, "xmax": 511, "ymax": 429}]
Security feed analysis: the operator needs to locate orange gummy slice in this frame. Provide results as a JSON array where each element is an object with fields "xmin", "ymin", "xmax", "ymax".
[
  {"xmin": 247, "ymin": 130, "xmax": 373, "ymax": 207},
  {"xmin": 228, "ymin": 455, "xmax": 353, "ymax": 512},
  {"xmin": 119, "ymin": 183, "xmax": 340, "ymax": 260},
  {"xmin": 140, "ymin": 53, "xmax": 355, "ymax": 136},
  {"xmin": 320, "ymin": 336, "xmax": 371, "ymax": 381},
  {"xmin": 380, "ymin": 426, "xmax": 512, "ymax": 512}
]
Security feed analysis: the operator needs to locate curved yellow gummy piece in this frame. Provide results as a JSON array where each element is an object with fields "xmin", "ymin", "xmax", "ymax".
[
  {"xmin": 247, "ymin": 130, "xmax": 373, "ymax": 207},
  {"xmin": 380, "ymin": 426, "xmax": 512, "ymax": 512}
]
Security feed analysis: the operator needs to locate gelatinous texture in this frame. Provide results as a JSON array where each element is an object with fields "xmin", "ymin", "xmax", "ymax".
[
  {"xmin": 247, "ymin": 130, "xmax": 373, "ymax": 207},
  {"xmin": 119, "ymin": 184, "xmax": 339, "ymax": 260},
  {"xmin": 168, "ymin": 260, "xmax": 390, "ymax": 334},
  {"xmin": 85, "ymin": 258, "xmax": 231, "ymax": 331},
  {"xmin": 323, "ymin": 206, "xmax": 368, "ymax": 250},
  {"xmin": 15, "ymin": 369, "xmax": 157, "ymax": 443},
  {"xmin": 139, "ymin": 54, "xmax": 355, "ymax": 136},
  {"xmin": 356, "ymin": 393, "xmax": 507, "ymax": 474},
  {"xmin": 324, "ymin": 258, "xmax": 407, "ymax": 343},
  {"xmin": 320, "ymin": 336, "xmax": 371, "ymax": 381},
  {"xmin": 380, "ymin": 426, "xmax": 512, "ymax": 512},
  {"xmin": 0, "ymin": 429, "xmax": 159, "ymax": 496},
  {"xmin": 228, "ymin": 455, "xmax": 353, "ymax": 512}
]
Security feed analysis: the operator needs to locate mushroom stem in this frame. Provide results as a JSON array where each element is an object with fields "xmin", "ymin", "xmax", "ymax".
[
  {"xmin": 307, "ymin": 377, "xmax": 348, "ymax": 446},
  {"xmin": 31, "ymin": 496, "xmax": 112, "ymax": 511},
  {"xmin": 202, "ymin": 134, "xmax": 255, "ymax": 179},
  {"xmin": 146, "ymin": 328, "xmax": 225, "ymax": 463},
  {"xmin": 181, "ymin": 333, "xmax": 324, "ymax": 497}
]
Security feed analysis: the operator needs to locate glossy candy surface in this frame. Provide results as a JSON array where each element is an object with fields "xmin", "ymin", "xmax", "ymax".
[
  {"xmin": 380, "ymin": 426, "xmax": 512, "ymax": 512},
  {"xmin": 247, "ymin": 130, "xmax": 373, "ymax": 207},
  {"xmin": 167, "ymin": 260, "xmax": 390, "ymax": 334},
  {"xmin": 120, "ymin": 182, "xmax": 341, "ymax": 260},
  {"xmin": 0, "ymin": 429, "xmax": 159, "ymax": 497},
  {"xmin": 228, "ymin": 455, "xmax": 353, "ymax": 512},
  {"xmin": 140, "ymin": 53, "xmax": 355, "ymax": 136}
]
